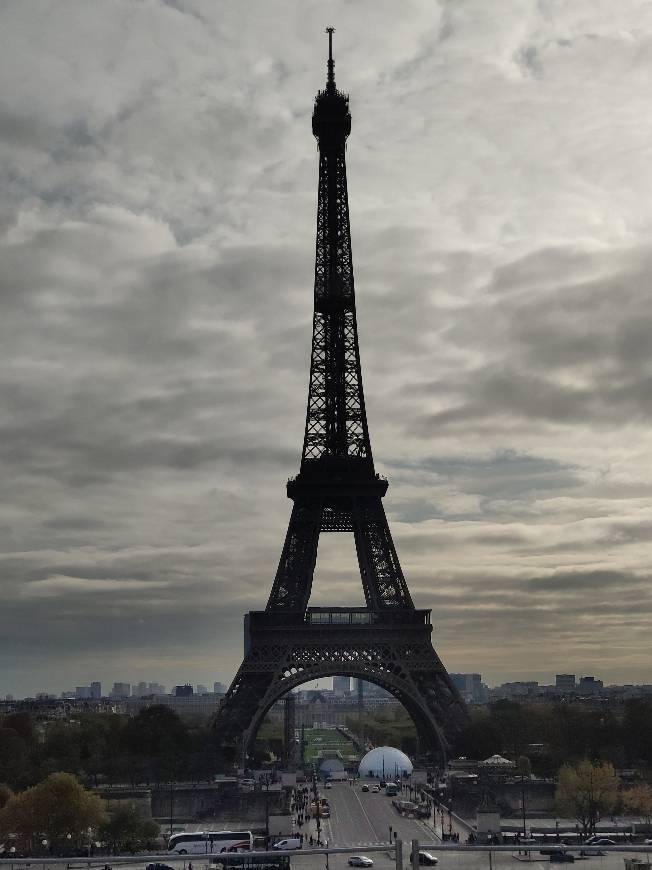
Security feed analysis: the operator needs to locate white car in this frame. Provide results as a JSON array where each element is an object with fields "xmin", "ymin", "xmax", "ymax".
[
  {"xmin": 580, "ymin": 838, "xmax": 617, "ymax": 856},
  {"xmin": 371, "ymin": 786, "xmax": 380, "ymax": 793},
  {"xmin": 272, "ymin": 838, "xmax": 302, "ymax": 850}
]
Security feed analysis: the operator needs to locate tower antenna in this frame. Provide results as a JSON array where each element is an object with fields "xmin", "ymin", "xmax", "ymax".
[{"xmin": 326, "ymin": 26, "xmax": 335, "ymax": 87}]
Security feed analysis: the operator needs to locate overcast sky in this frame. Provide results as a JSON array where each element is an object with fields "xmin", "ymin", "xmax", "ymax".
[{"xmin": 2, "ymin": 0, "xmax": 652, "ymax": 698}]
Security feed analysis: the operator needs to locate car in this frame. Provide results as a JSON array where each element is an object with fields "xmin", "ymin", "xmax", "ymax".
[
  {"xmin": 325, "ymin": 782, "xmax": 332, "ymax": 789},
  {"xmin": 409, "ymin": 851, "xmax": 439, "ymax": 865},
  {"xmin": 580, "ymin": 838, "xmax": 617, "ymax": 856},
  {"xmin": 361, "ymin": 784, "xmax": 369, "ymax": 792},
  {"xmin": 644, "ymin": 839, "xmax": 652, "ymax": 846},
  {"xmin": 348, "ymin": 857, "xmax": 374, "ymax": 867},
  {"xmin": 147, "ymin": 864, "xmax": 175, "ymax": 870},
  {"xmin": 380, "ymin": 780, "xmax": 387, "ymax": 788},
  {"xmin": 539, "ymin": 844, "xmax": 569, "ymax": 856},
  {"xmin": 272, "ymin": 838, "xmax": 302, "ymax": 850},
  {"xmin": 371, "ymin": 786, "xmax": 380, "ymax": 793}
]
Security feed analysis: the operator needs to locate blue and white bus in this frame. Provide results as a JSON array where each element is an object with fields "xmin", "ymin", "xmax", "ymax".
[{"xmin": 168, "ymin": 831, "xmax": 254, "ymax": 854}]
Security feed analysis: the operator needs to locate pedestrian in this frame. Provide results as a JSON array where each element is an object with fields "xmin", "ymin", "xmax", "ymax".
[
  {"xmin": 188, "ymin": 862, "xmax": 193, "ymax": 870},
  {"xmin": 309, "ymin": 835, "xmax": 314, "ymax": 846}
]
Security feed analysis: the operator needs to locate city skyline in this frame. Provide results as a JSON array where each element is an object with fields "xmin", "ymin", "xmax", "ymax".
[{"xmin": 2, "ymin": 2, "xmax": 652, "ymax": 697}]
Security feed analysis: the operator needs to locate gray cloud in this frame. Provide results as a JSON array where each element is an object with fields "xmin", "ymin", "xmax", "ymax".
[{"xmin": 1, "ymin": 0, "xmax": 652, "ymax": 694}]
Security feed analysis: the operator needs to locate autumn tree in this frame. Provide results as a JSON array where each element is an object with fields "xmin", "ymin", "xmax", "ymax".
[
  {"xmin": 622, "ymin": 784, "xmax": 652, "ymax": 825},
  {"xmin": 0, "ymin": 772, "xmax": 105, "ymax": 853},
  {"xmin": 556, "ymin": 760, "xmax": 619, "ymax": 835}
]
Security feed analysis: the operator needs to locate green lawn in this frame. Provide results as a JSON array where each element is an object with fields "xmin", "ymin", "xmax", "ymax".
[{"xmin": 302, "ymin": 727, "xmax": 359, "ymax": 763}]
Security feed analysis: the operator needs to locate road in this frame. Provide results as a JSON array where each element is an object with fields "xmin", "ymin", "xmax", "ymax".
[
  {"xmin": 315, "ymin": 783, "xmax": 437, "ymax": 848},
  {"xmin": 291, "ymin": 782, "xmax": 647, "ymax": 870}
]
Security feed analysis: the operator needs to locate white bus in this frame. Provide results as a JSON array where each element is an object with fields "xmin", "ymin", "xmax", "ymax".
[{"xmin": 168, "ymin": 831, "xmax": 254, "ymax": 854}]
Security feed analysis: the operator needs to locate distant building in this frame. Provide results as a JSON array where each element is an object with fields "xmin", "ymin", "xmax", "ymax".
[
  {"xmin": 555, "ymin": 674, "xmax": 576, "ymax": 692},
  {"xmin": 196, "ymin": 684, "xmax": 208, "ymax": 695},
  {"xmin": 111, "ymin": 682, "xmax": 131, "ymax": 698},
  {"xmin": 75, "ymin": 686, "xmax": 92, "ymax": 699},
  {"xmin": 450, "ymin": 673, "xmax": 488, "ymax": 703},
  {"xmin": 174, "ymin": 684, "xmax": 193, "ymax": 697},
  {"xmin": 90, "ymin": 681, "xmax": 102, "ymax": 699},
  {"xmin": 214, "ymin": 681, "xmax": 226, "ymax": 695},
  {"xmin": 492, "ymin": 681, "xmax": 539, "ymax": 700},
  {"xmin": 579, "ymin": 676, "xmax": 603, "ymax": 694},
  {"xmin": 133, "ymin": 681, "xmax": 149, "ymax": 697},
  {"xmin": 126, "ymin": 693, "xmax": 223, "ymax": 719},
  {"xmin": 333, "ymin": 676, "xmax": 350, "ymax": 695},
  {"xmin": 149, "ymin": 682, "xmax": 165, "ymax": 695}
]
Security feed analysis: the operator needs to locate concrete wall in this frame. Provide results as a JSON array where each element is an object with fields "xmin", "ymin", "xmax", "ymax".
[{"xmin": 151, "ymin": 786, "xmax": 289, "ymax": 824}]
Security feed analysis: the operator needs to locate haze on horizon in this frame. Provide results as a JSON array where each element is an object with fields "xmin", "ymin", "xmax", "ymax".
[{"xmin": 1, "ymin": 0, "xmax": 651, "ymax": 698}]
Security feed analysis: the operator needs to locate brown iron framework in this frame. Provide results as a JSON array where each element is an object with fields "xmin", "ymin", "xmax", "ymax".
[{"xmin": 213, "ymin": 29, "xmax": 468, "ymax": 762}]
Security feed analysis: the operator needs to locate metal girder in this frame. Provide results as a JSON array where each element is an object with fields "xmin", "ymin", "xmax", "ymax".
[{"xmin": 213, "ymin": 612, "xmax": 468, "ymax": 761}]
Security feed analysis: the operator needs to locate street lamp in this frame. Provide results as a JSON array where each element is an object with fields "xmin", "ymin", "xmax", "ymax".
[{"xmin": 169, "ymin": 781, "xmax": 174, "ymax": 838}]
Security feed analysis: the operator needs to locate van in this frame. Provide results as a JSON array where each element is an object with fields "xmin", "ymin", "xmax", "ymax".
[{"xmin": 272, "ymin": 839, "xmax": 302, "ymax": 851}]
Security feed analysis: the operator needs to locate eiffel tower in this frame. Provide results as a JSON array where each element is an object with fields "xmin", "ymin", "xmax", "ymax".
[{"xmin": 214, "ymin": 29, "xmax": 468, "ymax": 763}]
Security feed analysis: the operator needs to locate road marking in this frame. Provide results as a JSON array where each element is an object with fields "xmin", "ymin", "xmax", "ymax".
[{"xmin": 350, "ymin": 786, "xmax": 382, "ymax": 843}]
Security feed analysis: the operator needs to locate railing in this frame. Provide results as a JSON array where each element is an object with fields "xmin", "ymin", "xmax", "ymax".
[{"xmin": 248, "ymin": 608, "xmax": 431, "ymax": 630}]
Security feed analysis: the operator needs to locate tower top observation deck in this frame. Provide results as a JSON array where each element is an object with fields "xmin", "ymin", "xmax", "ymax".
[{"xmin": 313, "ymin": 27, "xmax": 351, "ymax": 145}]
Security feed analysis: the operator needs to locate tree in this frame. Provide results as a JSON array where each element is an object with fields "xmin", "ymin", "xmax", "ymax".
[
  {"xmin": 0, "ymin": 784, "xmax": 13, "ymax": 810},
  {"xmin": 99, "ymin": 804, "xmax": 159, "ymax": 853},
  {"xmin": 622, "ymin": 784, "xmax": 652, "ymax": 825},
  {"xmin": 121, "ymin": 706, "xmax": 189, "ymax": 757},
  {"xmin": 0, "ymin": 728, "xmax": 28, "ymax": 786},
  {"xmin": 0, "ymin": 772, "xmax": 105, "ymax": 853},
  {"xmin": 556, "ymin": 760, "xmax": 619, "ymax": 835}
]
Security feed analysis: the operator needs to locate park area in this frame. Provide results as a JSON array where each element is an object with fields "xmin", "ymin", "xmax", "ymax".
[{"xmin": 302, "ymin": 727, "xmax": 359, "ymax": 765}]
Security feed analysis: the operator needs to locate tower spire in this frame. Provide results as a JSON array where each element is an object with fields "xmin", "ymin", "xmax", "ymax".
[{"xmin": 326, "ymin": 26, "xmax": 335, "ymax": 89}]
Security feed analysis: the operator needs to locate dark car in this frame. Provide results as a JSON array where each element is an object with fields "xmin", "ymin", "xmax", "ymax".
[
  {"xmin": 410, "ymin": 852, "xmax": 438, "ymax": 866},
  {"xmin": 379, "ymin": 780, "xmax": 387, "ymax": 788},
  {"xmin": 361, "ymin": 784, "xmax": 369, "ymax": 792},
  {"xmin": 147, "ymin": 864, "xmax": 175, "ymax": 870},
  {"xmin": 540, "ymin": 844, "xmax": 569, "ymax": 856}
]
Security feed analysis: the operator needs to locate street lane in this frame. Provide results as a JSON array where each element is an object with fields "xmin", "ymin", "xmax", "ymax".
[{"xmin": 321, "ymin": 782, "xmax": 438, "ymax": 847}]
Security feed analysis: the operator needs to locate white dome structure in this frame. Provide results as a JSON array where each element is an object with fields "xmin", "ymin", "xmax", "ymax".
[{"xmin": 358, "ymin": 746, "xmax": 413, "ymax": 779}]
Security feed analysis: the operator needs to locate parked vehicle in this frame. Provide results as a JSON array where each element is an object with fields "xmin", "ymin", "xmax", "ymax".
[
  {"xmin": 361, "ymin": 784, "xmax": 369, "ymax": 792},
  {"xmin": 348, "ymin": 857, "xmax": 373, "ymax": 867},
  {"xmin": 371, "ymin": 786, "xmax": 380, "ymax": 793}
]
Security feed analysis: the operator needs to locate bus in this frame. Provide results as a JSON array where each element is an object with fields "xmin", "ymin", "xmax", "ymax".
[
  {"xmin": 385, "ymin": 782, "xmax": 400, "ymax": 796},
  {"xmin": 168, "ymin": 831, "xmax": 254, "ymax": 855}
]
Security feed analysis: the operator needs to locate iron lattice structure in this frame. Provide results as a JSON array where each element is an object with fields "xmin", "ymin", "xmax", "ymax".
[{"xmin": 214, "ymin": 30, "xmax": 468, "ymax": 761}]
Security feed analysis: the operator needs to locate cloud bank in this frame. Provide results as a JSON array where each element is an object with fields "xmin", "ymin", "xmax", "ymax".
[{"xmin": 1, "ymin": 0, "xmax": 651, "ymax": 694}]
